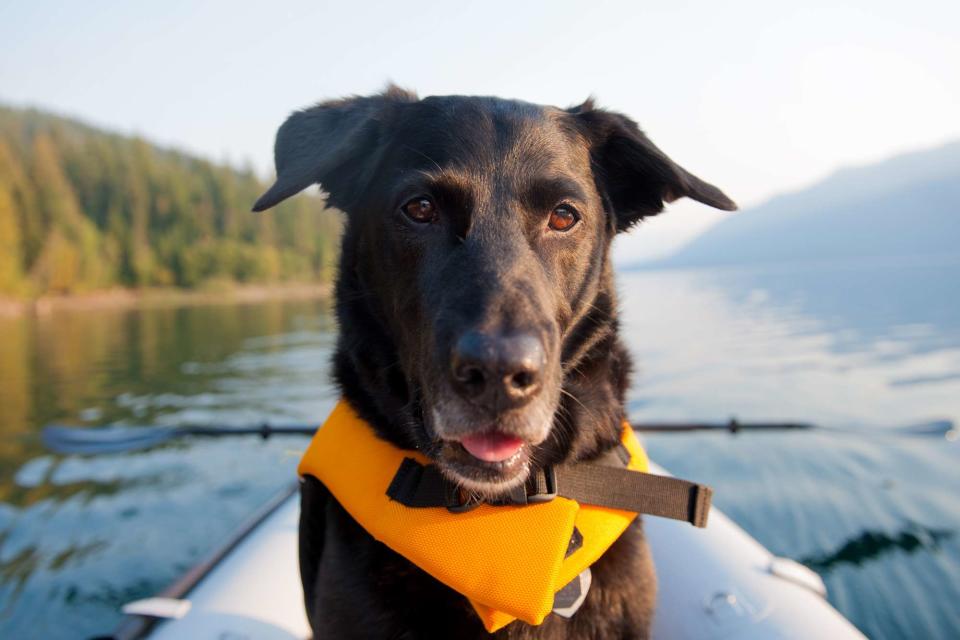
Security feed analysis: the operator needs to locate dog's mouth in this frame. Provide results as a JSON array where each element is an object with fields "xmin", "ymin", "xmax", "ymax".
[
  {"xmin": 435, "ymin": 429, "xmax": 536, "ymax": 495},
  {"xmin": 460, "ymin": 431, "xmax": 525, "ymax": 462},
  {"xmin": 425, "ymin": 377, "xmax": 559, "ymax": 497}
]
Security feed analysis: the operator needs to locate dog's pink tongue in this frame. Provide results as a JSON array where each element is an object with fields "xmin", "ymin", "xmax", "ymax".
[{"xmin": 461, "ymin": 432, "xmax": 524, "ymax": 462}]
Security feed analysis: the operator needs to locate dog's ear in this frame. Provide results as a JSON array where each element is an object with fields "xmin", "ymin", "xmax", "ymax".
[
  {"xmin": 253, "ymin": 86, "xmax": 418, "ymax": 212},
  {"xmin": 569, "ymin": 100, "xmax": 736, "ymax": 232}
]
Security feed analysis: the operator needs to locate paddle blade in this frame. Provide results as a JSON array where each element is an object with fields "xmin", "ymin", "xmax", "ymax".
[
  {"xmin": 42, "ymin": 424, "xmax": 181, "ymax": 455},
  {"xmin": 893, "ymin": 420, "xmax": 957, "ymax": 439}
]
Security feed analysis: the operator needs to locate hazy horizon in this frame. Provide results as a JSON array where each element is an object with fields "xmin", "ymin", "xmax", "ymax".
[{"xmin": 2, "ymin": 0, "xmax": 958, "ymax": 261}]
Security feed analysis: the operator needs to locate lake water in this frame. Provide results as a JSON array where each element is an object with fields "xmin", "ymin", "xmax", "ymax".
[{"xmin": 1, "ymin": 256, "xmax": 958, "ymax": 639}]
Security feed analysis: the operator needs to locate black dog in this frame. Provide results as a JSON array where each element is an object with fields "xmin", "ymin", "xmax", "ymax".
[{"xmin": 254, "ymin": 87, "xmax": 735, "ymax": 639}]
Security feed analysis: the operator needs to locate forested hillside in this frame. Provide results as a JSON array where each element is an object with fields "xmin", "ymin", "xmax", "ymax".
[{"xmin": 0, "ymin": 106, "xmax": 341, "ymax": 297}]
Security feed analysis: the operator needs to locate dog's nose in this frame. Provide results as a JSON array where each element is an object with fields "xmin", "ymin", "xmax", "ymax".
[{"xmin": 451, "ymin": 332, "xmax": 545, "ymax": 410}]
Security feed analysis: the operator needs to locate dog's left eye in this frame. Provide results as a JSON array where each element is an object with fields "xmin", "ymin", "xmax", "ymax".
[
  {"xmin": 401, "ymin": 197, "xmax": 437, "ymax": 223},
  {"xmin": 548, "ymin": 205, "xmax": 580, "ymax": 232}
]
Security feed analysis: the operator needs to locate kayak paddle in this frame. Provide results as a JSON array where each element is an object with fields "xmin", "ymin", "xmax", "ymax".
[{"xmin": 41, "ymin": 418, "xmax": 957, "ymax": 455}]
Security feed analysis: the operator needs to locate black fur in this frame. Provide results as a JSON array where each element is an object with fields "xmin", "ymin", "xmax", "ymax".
[{"xmin": 256, "ymin": 88, "xmax": 735, "ymax": 639}]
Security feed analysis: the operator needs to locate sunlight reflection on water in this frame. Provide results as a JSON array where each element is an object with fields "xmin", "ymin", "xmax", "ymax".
[{"xmin": 0, "ymin": 257, "xmax": 958, "ymax": 639}]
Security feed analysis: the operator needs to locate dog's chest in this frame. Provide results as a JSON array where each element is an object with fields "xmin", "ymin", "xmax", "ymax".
[{"xmin": 308, "ymin": 492, "xmax": 652, "ymax": 639}]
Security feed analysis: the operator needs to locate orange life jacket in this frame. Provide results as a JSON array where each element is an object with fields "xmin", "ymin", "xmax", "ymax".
[{"xmin": 298, "ymin": 400, "xmax": 709, "ymax": 633}]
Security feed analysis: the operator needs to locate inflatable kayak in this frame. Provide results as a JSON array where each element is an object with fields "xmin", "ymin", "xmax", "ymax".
[{"xmin": 109, "ymin": 464, "xmax": 866, "ymax": 639}]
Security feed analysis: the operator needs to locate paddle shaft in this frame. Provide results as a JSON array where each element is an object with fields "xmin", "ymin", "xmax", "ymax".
[
  {"xmin": 41, "ymin": 417, "xmax": 955, "ymax": 456},
  {"xmin": 57, "ymin": 420, "xmax": 814, "ymax": 437},
  {"xmin": 636, "ymin": 420, "xmax": 811, "ymax": 433}
]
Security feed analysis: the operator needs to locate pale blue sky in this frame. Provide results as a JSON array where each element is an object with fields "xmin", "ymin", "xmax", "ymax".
[{"xmin": 1, "ymin": 0, "xmax": 958, "ymax": 260}]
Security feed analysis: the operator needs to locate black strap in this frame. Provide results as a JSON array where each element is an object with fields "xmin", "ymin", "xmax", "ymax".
[
  {"xmin": 386, "ymin": 458, "xmax": 463, "ymax": 509},
  {"xmin": 554, "ymin": 465, "xmax": 712, "ymax": 528},
  {"xmin": 386, "ymin": 447, "xmax": 713, "ymax": 528}
]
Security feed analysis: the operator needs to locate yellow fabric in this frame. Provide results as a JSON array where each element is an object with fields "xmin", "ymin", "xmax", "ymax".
[{"xmin": 298, "ymin": 400, "xmax": 650, "ymax": 633}]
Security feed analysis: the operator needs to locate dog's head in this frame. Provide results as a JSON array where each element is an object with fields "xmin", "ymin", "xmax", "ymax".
[{"xmin": 255, "ymin": 88, "xmax": 734, "ymax": 497}]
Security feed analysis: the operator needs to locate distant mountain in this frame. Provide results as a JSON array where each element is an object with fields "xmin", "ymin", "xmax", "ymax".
[
  {"xmin": 0, "ymin": 106, "xmax": 341, "ymax": 297},
  {"xmin": 642, "ymin": 141, "xmax": 960, "ymax": 268}
]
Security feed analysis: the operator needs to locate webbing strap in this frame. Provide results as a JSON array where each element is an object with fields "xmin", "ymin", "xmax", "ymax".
[
  {"xmin": 386, "ymin": 457, "xmax": 459, "ymax": 508},
  {"xmin": 386, "ymin": 454, "xmax": 713, "ymax": 528},
  {"xmin": 554, "ymin": 465, "xmax": 712, "ymax": 528}
]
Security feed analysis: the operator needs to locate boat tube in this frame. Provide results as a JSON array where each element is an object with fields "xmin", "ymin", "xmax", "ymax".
[{"xmin": 111, "ymin": 464, "xmax": 866, "ymax": 639}]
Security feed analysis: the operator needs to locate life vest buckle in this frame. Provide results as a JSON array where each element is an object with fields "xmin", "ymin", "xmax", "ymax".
[
  {"xmin": 524, "ymin": 466, "xmax": 558, "ymax": 504},
  {"xmin": 445, "ymin": 486, "xmax": 483, "ymax": 513},
  {"xmin": 443, "ymin": 466, "xmax": 558, "ymax": 512}
]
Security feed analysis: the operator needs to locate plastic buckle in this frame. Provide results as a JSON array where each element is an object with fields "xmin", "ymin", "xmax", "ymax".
[
  {"xmin": 446, "ymin": 487, "xmax": 482, "ymax": 513},
  {"xmin": 446, "ymin": 467, "xmax": 557, "ymax": 511},
  {"xmin": 526, "ymin": 466, "xmax": 558, "ymax": 504}
]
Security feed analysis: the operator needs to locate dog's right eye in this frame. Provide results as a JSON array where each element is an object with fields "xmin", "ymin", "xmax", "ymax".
[
  {"xmin": 401, "ymin": 197, "xmax": 437, "ymax": 223},
  {"xmin": 548, "ymin": 205, "xmax": 580, "ymax": 232}
]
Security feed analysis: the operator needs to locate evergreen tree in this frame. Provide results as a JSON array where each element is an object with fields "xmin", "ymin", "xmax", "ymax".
[
  {"xmin": 0, "ymin": 105, "xmax": 342, "ymax": 298},
  {"xmin": 0, "ymin": 184, "xmax": 23, "ymax": 295}
]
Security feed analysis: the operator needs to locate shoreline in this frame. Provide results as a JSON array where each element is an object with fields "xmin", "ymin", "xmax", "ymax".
[{"xmin": 0, "ymin": 283, "xmax": 332, "ymax": 318}]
